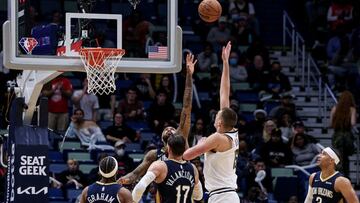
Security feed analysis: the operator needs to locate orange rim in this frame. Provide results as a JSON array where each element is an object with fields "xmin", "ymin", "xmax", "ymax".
[{"xmin": 79, "ymin": 48, "xmax": 125, "ymax": 67}]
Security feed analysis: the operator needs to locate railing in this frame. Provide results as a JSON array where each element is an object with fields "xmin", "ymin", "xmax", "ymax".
[
  {"xmin": 283, "ymin": 11, "xmax": 360, "ymax": 184},
  {"xmin": 283, "ymin": 11, "xmax": 306, "ymax": 89}
]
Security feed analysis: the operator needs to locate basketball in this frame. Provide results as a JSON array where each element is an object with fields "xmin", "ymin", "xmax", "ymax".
[{"xmin": 198, "ymin": 0, "xmax": 222, "ymax": 23}]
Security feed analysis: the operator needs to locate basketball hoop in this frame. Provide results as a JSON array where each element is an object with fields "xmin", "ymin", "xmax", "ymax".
[{"xmin": 79, "ymin": 48, "xmax": 125, "ymax": 95}]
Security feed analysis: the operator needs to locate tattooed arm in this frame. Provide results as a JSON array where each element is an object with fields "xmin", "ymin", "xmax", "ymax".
[
  {"xmin": 118, "ymin": 149, "xmax": 157, "ymax": 185},
  {"xmin": 177, "ymin": 53, "xmax": 197, "ymax": 149}
]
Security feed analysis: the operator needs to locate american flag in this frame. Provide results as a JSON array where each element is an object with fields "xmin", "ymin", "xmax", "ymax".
[{"xmin": 148, "ymin": 46, "xmax": 168, "ymax": 59}]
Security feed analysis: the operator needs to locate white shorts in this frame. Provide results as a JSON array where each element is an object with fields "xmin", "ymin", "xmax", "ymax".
[{"xmin": 208, "ymin": 191, "xmax": 240, "ymax": 203}]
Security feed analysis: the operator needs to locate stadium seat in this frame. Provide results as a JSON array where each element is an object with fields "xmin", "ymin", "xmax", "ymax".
[
  {"xmin": 143, "ymin": 101, "xmax": 152, "ymax": 110},
  {"xmin": 126, "ymin": 121, "xmax": 149, "ymax": 131},
  {"xmin": 90, "ymin": 149, "xmax": 114, "ymax": 162},
  {"xmin": 198, "ymin": 92, "xmax": 210, "ymax": 101},
  {"xmin": 239, "ymin": 103, "xmax": 258, "ymax": 113},
  {"xmin": 141, "ymin": 132, "xmax": 156, "ymax": 142},
  {"xmin": 49, "ymin": 163, "xmax": 68, "ymax": 174},
  {"xmin": 49, "ymin": 151, "xmax": 65, "ymax": 163},
  {"xmin": 124, "ymin": 143, "xmax": 142, "ymax": 153},
  {"xmin": 196, "ymin": 73, "xmax": 211, "ymax": 80},
  {"xmin": 271, "ymin": 168, "xmax": 295, "ymax": 188},
  {"xmin": 128, "ymin": 153, "xmax": 145, "ymax": 163},
  {"xmin": 232, "ymin": 82, "xmax": 251, "ymax": 91},
  {"xmin": 241, "ymin": 112, "xmax": 254, "ymax": 122},
  {"xmin": 66, "ymin": 189, "xmax": 82, "ymax": 202},
  {"xmin": 235, "ymin": 90, "xmax": 260, "ymax": 103},
  {"xmin": 67, "ymin": 151, "xmax": 92, "ymax": 162},
  {"xmin": 79, "ymin": 164, "xmax": 97, "ymax": 174},
  {"xmin": 58, "ymin": 141, "xmax": 82, "ymax": 152},
  {"xmin": 264, "ymin": 101, "xmax": 280, "ymax": 114},
  {"xmin": 48, "ymin": 188, "xmax": 64, "ymax": 200},
  {"xmin": 274, "ymin": 177, "xmax": 299, "ymax": 201},
  {"xmin": 98, "ymin": 120, "xmax": 113, "ymax": 130}
]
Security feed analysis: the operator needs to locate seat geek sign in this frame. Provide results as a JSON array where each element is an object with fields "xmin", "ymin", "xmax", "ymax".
[{"xmin": 8, "ymin": 145, "xmax": 49, "ymax": 203}]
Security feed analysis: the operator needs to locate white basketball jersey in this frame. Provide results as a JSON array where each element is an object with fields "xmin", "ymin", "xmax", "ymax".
[{"xmin": 204, "ymin": 130, "xmax": 239, "ymax": 192}]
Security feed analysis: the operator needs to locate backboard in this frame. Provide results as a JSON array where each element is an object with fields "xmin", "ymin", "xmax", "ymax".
[{"xmin": 3, "ymin": 0, "xmax": 182, "ymax": 73}]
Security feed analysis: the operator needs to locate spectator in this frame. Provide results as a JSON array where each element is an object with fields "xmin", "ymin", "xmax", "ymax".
[
  {"xmin": 104, "ymin": 113, "xmax": 140, "ymax": 146},
  {"xmin": 327, "ymin": 0, "xmax": 353, "ymax": 32},
  {"xmin": 330, "ymin": 90, "xmax": 357, "ymax": 177},
  {"xmin": 245, "ymin": 158, "xmax": 272, "ymax": 198},
  {"xmin": 288, "ymin": 195, "xmax": 299, "ymax": 203},
  {"xmin": 117, "ymin": 87, "xmax": 145, "ymax": 121},
  {"xmin": 229, "ymin": 51, "xmax": 248, "ymax": 82},
  {"xmin": 236, "ymin": 140, "xmax": 257, "ymax": 194},
  {"xmin": 327, "ymin": 28, "xmax": 358, "ymax": 91},
  {"xmin": 278, "ymin": 112, "xmax": 293, "ymax": 143},
  {"xmin": 66, "ymin": 108, "xmax": 111, "ymax": 150},
  {"xmin": 72, "ymin": 78, "xmax": 99, "ymax": 121},
  {"xmin": 42, "ymin": 77, "xmax": 73, "ymax": 132},
  {"xmin": 260, "ymin": 128, "xmax": 293, "ymax": 167},
  {"xmin": 246, "ymin": 38, "xmax": 270, "ymax": 67},
  {"xmin": 113, "ymin": 140, "xmax": 136, "ymax": 178},
  {"xmin": 228, "ymin": 0, "xmax": 260, "ymax": 35},
  {"xmin": 147, "ymin": 89, "xmax": 176, "ymax": 135},
  {"xmin": 157, "ymin": 75, "xmax": 174, "ymax": 102},
  {"xmin": 269, "ymin": 94, "xmax": 297, "ymax": 123},
  {"xmin": 291, "ymin": 120, "xmax": 318, "ymax": 143},
  {"xmin": 266, "ymin": 62, "xmax": 292, "ymax": 98},
  {"xmin": 262, "ymin": 119, "xmax": 277, "ymax": 143},
  {"xmin": 57, "ymin": 159, "xmax": 87, "ymax": 189},
  {"xmin": 291, "ymin": 133, "xmax": 320, "ymax": 166},
  {"xmin": 197, "ymin": 42, "xmax": 219, "ymax": 72},
  {"xmin": 247, "ymin": 109, "xmax": 267, "ymax": 150},
  {"xmin": 230, "ymin": 15, "xmax": 256, "ymax": 47},
  {"xmin": 247, "ymin": 54, "xmax": 268, "ymax": 92},
  {"xmin": 188, "ymin": 117, "xmax": 206, "ymax": 147},
  {"xmin": 207, "ymin": 16, "xmax": 231, "ymax": 53},
  {"xmin": 134, "ymin": 73, "xmax": 156, "ymax": 100},
  {"xmin": 229, "ymin": 99, "xmax": 248, "ymax": 139},
  {"xmin": 243, "ymin": 186, "xmax": 267, "ymax": 203}
]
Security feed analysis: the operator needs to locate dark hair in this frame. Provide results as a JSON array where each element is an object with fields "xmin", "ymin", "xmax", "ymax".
[
  {"xmin": 99, "ymin": 156, "xmax": 117, "ymax": 179},
  {"xmin": 167, "ymin": 134, "xmax": 186, "ymax": 157},
  {"xmin": 271, "ymin": 61, "xmax": 281, "ymax": 67},
  {"xmin": 73, "ymin": 108, "xmax": 84, "ymax": 115},
  {"xmin": 254, "ymin": 157, "xmax": 264, "ymax": 164},
  {"xmin": 293, "ymin": 133, "xmax": 308, "ymax": 147},
  {"xmin": 156, "ymin": 89, "xmax": 168, "ymax": 97},
  {"xmin": 220, "ymin": 107, "xmax": 238, "ymax": 129},
  {"xmin": 127, "ymin": 86, "xmax": 138, "ymax": 94}
]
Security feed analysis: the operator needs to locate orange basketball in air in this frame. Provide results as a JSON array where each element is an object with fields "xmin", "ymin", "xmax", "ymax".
[{"xmin": 198, "ymin": 0, "xmax": 222, "ymax": 23}]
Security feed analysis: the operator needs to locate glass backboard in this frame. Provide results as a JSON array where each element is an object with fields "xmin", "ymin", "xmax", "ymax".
[{"xmin": 3, "ymin": 0, "xmax": 182, "ymax": 73}]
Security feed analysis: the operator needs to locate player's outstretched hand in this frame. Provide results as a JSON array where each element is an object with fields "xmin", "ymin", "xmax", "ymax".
[
  {"xmin": 186, "ymin": 53, "xmax": 197, "ymax": 75},
  {"xmin": 221, "ymin": 41, "xmax": 232, "ymax": 62}
]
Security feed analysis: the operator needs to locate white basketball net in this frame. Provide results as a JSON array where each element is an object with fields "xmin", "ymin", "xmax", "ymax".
[{"xmin": 79, "ymin": 48, "xmax": 125, "ymax": 95}]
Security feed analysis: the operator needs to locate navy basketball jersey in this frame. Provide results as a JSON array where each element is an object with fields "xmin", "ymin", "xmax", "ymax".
[
  {"xmin": 86, "ymin": 182, "xmax": 121, "ymax": 203},
  {"xmin": 157, "ymin": 160, "xmax": 195, "ymax": 203},
  {"xmin": 157, "ymin": 148, "xmax": 168, "ymax": 161},
  {"xmin": 311, "ymin": 171, "xmax": 343, "ymax": 203}
]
